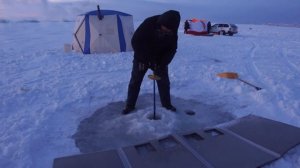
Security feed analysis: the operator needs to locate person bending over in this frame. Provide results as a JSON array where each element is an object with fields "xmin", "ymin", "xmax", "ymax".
[{"xmin": 123, "ymin": 10, "xmax": 181, "ymax": 114}]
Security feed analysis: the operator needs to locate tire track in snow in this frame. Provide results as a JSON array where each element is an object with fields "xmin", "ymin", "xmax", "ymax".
[
  {"xmin": 276, "ymin": 48, "xmax": 300, "ymax": 99},
  {"xmin": 272, "ymin": 48, "xmax": 300, "ymax": 119},
  {"xmin": 244, "ymin": 41, "xmax": 266, "ymax": 89},
  {"xmin": 245, "ymin": 40, "xmax": 289, "ymax": 115},
  {"xmin": 246, "ymin": 39, "xmax": 300, "ymax": 120},
  {"xmin": 281, "ymin": 49, "xmax": 300, "ymax": 73}
]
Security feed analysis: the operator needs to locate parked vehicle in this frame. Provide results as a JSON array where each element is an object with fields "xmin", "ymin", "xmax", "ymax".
[{"xmin": 210, "ymin": 23, "xmax": 238, "ymax": 36}]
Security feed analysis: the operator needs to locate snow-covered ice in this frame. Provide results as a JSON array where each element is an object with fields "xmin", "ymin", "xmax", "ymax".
[{"xmin": 1, "ymin": 21, "xmax": 300, "ymax": 168}]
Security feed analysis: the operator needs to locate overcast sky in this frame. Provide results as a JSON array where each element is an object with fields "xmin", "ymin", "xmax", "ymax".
[{"xmin": 1, "ymin": 0, "xmax": 300, "ymax": 24}]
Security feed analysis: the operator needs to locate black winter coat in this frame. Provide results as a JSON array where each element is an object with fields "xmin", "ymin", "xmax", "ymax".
[{"xmin": 131, "ymin": 13, "xmax": 180, "ymax": 67}]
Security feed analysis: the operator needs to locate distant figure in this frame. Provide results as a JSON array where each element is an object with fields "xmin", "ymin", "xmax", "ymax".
[
  {"xmin": 207, "ymin": 21, "xmax": 211, "ymax": 33},
  {"xmin": 184, "ymin": 20, "xmax": 190, "ymax": 34},
  {"xmin": 122, "ymin": 10, "xmax": 181, "ymax": 114}
]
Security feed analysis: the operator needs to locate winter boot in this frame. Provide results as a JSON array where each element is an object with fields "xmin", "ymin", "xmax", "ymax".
[
  {"xmin": 122, "ymin": 105, "xmax": 135, "ymax": 115},
  {"xmin": 163, "ymin": 104, "xmax": 176, "ymax": 112}
]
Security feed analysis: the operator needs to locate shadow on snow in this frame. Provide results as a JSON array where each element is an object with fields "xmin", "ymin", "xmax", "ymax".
[{"xmin": 72, "ymin": 93, "xmax": 235, "ymax": 153}]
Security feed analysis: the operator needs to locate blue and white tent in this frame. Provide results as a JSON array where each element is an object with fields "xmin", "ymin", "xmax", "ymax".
[{"xmin": 72, "ymin": 10, "xmax": 134, "ymax": 54}]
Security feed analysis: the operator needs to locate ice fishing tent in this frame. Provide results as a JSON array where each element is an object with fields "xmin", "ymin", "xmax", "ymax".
[
  {"xmin": 72, "ymin": 9, "xmax": 134, "ymax": 54},
  {"xmin": 185, "ymin": 19, "xmax": 211, "ymax": 36}
]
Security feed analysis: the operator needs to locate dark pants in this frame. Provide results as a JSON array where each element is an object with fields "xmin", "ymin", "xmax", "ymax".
[{"xmin": 126, "ymin": 60, "xmax": 171, "ymax": 108}]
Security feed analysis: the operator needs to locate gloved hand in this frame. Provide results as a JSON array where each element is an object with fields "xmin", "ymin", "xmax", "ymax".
[
  {"xmin": 138, "ymin": 62, "xmax": 147, "ymax": 71},
  {"xmin": 153, "ymin": 63, "xmax": 161, "ymax": 75}
]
